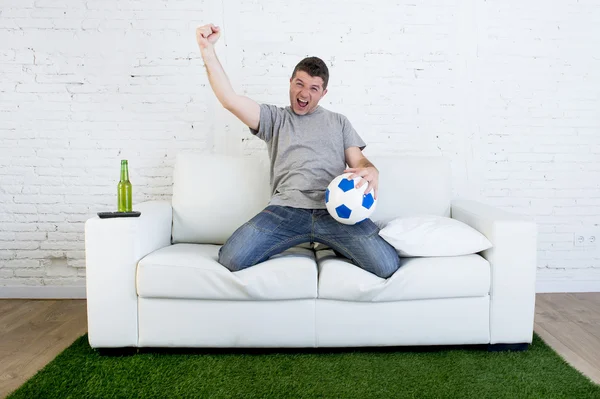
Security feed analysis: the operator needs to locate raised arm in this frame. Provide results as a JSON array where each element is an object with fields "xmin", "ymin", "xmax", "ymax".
[{"xmin": 196, "ymin": 24, "xmax": 260, "ymax": 130}]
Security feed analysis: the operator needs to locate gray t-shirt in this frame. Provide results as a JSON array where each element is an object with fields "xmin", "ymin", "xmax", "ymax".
[{"xmin": 250, "ymin": 104, "xmax": 366, "ymax": 209}]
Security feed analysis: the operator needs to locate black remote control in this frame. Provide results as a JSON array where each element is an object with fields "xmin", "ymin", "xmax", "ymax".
[{"xmin": 97, "ymin": 211, "xmax": 141, "ymax": 219}]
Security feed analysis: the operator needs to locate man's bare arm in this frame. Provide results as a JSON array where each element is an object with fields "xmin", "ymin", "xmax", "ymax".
[
  {"xmin": 196, "ymin": 24, "xmax": 260, "ymax": 130},
  {"xmin": 344, "ymin": 146, "xmax": 379, "ymax": 198}
]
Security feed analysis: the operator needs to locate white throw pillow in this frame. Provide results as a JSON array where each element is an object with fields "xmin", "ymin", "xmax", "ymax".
[{"xmin": 378, "ymin": 215, "xmax": 493, "ymax": 257}]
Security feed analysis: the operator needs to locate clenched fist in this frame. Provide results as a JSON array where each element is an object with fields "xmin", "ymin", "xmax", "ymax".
[{"xmin": 196, "ymin": 24, "xmax": 221, "ymax": 50}]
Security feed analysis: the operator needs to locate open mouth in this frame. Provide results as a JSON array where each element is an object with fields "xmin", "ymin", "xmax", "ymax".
[{"xmin": 297, "ymin": 99, "xmax": 308, "ymax": 109}]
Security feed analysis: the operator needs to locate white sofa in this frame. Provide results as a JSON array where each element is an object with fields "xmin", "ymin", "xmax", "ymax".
[{"xmin": 85, "ymin": 153, "xmax": 537, "ymax": 351}]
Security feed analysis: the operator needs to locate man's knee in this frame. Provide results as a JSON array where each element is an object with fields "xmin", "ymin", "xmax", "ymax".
[
  {"xmin": 364, "ymin": 237, "xmax": 400, "ymax": 279},
  {"xmin": 372, "ymin": 254, "xmax": 400, "ymax": 279},
  {"xmin": 218, "ymin": 225, "xmax": 261, "ymax": 272},
  {"xmin": 218, "ymin": 243, "xmax": 253, "ymax": 272}
]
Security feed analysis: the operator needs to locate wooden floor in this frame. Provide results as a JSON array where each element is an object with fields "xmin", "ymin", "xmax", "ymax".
[
  {"xmin": 0, "ymin": 294, "xmax": 599, "ymax": 398},
  {"xmin": 533, "ymin": 293, "xmax": 600, "ymax": 384},
  {"xmin": 0, "ymin": 299, "xmax": 88, "ymax": 398}
]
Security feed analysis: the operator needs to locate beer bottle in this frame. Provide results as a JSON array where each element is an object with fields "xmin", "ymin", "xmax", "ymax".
[{"xmin": 117, "ymin": 160, "xmax": 132, "ymax": 212}]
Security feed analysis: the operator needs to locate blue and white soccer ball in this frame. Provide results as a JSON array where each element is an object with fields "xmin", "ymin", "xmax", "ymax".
[{"xmin": 325, "ymin": 173, "xmax": 377, "ymax": 225}]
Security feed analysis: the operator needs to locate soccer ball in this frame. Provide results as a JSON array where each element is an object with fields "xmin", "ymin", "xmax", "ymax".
[{"xmin": 325, "ymin": 173, "xmax": 377, "ymax": 225}]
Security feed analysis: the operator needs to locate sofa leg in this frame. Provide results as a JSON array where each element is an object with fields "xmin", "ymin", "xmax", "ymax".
[
  {"xmin": 96, "ymin": 347, "xmax": 138, "ymax": 356},
  {"xmin": 487, "ymin": 343, "xmax": 529, "ymax": 352}
]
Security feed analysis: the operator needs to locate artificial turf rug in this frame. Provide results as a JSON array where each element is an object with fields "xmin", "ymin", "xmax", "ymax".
[{"xmin": 7, "ymin": 334, "xmax": 600, "ymax": 398}]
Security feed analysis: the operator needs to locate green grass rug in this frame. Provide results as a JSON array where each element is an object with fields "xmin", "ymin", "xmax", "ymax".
[{"xmin": 8, "ymin": 334, "xmax": 600, "ymax": 398}]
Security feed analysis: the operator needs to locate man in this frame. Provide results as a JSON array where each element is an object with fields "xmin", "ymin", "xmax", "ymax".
[{"xmin": 196, "ymin": 24, "xmax": 399, "ymax": 278}]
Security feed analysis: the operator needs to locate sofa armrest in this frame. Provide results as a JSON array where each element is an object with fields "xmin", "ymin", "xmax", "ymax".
[
  {"xmin": 85, "ymin": 200, "xmax": 172, "ymax": 348},
  {"xmin": 451, "ymin": 200, "xmax": 537, "ymax": 344}
]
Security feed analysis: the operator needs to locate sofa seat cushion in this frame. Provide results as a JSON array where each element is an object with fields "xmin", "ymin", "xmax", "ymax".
[
  {"xmin": 316, "ymin": 250, "xmax": 490, "ymax": 302},
  {"xmin": 137, "ymin": 244, "xmax": 318, "ymax": 300}
]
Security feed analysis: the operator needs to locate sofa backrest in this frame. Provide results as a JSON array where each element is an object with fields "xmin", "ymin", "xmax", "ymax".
[
  {"xmin": 171, "ymin": 153, "xmax": 271, "ymax": 245},
  {"xmin": 368, "ymin": 155, "xmax": 452, "ymax": 225},
  {"xmin": 171, "ymin": 153, "xmax": 451, "ymax": 244}
]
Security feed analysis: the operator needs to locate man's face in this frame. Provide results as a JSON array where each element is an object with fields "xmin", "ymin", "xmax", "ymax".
[{"xmin": 289, "ymin": 70, "xmax": 328, "ymax": 115}]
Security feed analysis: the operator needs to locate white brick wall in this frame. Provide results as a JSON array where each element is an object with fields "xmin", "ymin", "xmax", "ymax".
[
  {"xmin": 474, "ymin": 1, "xmax": 600, "ymax": 291},
  {"xmin": 1, "ymin": 0, "xmax": 598, "ymax": 293}
]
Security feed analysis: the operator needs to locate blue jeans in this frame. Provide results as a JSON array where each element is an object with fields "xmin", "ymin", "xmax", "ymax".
[{"xmin": 218, "ymin": 205, "xmax": 400, "ymax": 278}]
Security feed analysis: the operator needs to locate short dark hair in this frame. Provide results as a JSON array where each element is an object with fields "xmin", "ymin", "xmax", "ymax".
[{"xmin": 291, "ymin": 57, "xmax": 329, "ymax": 90}]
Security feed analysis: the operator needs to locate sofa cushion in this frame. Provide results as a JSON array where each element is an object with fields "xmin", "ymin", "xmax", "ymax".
[
  {"xmin": 368, "ymin": 156, "xmax": 452, "ymax": 226},
  {"xmin": 316, "ymin": 250, "xmax": 490, "ymax": 302},
  {"xmin": 378, "ymin": 215, "xmax": 493, "ymax": 257},
  {"xmin": 137, "ymin": 244, "xmax": 317, "ymax": 300},
  {"xmin": 171, "ymin": 153, "xmax": 271, "ymax": 245}
]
